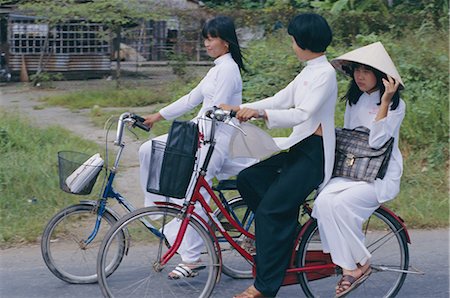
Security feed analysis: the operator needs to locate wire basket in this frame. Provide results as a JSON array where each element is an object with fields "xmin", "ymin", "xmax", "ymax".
[
  {"xmin": 58, "ymin": 151, "xmax": 104, "ymax": 195},
  {"xmin": 147, "ymin": 140, "xmax": 196, "ymax": 199}
]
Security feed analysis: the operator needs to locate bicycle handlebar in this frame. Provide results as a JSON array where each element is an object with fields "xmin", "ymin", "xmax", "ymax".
[
  {"xmin": 205, "ymin": 106, "xmax": 236, "ymax": 122},
  {"xmin": 115, "ymin": 112, "xmax": 150, "ymax": 146},
  {"xmin": 204, "ymin": 107, "xmax": 246, "ymax": 137}
]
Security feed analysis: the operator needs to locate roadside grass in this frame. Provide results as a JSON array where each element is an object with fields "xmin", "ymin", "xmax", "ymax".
[
  {"xmin": 388, "ymin": 144, "xmax": 449, "ymax": 228},
  {"xmin": 0, "ymin": 110, "xmax": 103, "ymax": 247},
  {"xmin": 41, "ymin": 85, "xmax": 169, "ymax": 110}
]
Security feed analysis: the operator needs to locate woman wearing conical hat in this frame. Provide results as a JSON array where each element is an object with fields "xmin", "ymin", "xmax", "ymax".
[{"xmin": 312, "ymin": 42, "xmax": 406, "ymax": 297}]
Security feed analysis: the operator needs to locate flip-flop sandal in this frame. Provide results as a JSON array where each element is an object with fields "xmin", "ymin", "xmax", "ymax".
[
  {"xmin": 168, "ymin": 263, "xmax": 206, "ymax": 280},
  {"xmin": 233, "ymin": 285, "xmax": 266, "ymax": 298},
  {"xmin": 335, "ymin": 267, "xmax": 372, "ymax": 298}
]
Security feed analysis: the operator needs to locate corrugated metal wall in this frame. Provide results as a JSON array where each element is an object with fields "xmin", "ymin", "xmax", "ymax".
[
  {"xmin": 8, "ymin": 54, "xmax": 110, "ymax": 72},
  {"xmin": 6, "ymin": 15, "xmax": 111, "ymax": 75}
]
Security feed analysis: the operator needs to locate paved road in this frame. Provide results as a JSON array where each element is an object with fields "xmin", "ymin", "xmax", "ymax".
[{"xmin": 1, "ymin": 229, "xmax": 448, "ymax": 298}]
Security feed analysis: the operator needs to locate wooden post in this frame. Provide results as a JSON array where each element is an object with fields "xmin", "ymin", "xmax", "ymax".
[{"xmin": 20, "ymin": 55, "xmax": 29, "ymax": 82}]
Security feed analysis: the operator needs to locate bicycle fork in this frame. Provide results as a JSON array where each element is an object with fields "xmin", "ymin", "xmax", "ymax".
[
  {"xmin": 79, "ymin": 199, "xmax": 109, "ymax": 249},
  {"xmin": 152, "ymin": 203, "xmax": 194, "ymax": 272}
]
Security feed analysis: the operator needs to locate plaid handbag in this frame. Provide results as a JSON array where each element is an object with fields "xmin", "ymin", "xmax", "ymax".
[{"xmin": 332, "ymin": 126, "xmax": 394, "ymax": 182}]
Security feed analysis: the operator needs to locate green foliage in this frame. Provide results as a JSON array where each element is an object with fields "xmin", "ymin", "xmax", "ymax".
[
  {"xmin": 30, "ymin": 72, "xmax": 64, "ymax": 88},
  {"xmin": 0, "ymin": 110, "xmax": 101, "ymax": 246},
  {"xmin": 242, "ymin": 31, "xmax": 299, "ymax": 101},
  {"xmin": 19, "ymin": 0, "xmax": 166, "ymax": 27},
  {"xmin": 310, "ymin": 0, "xmax": 389, "ymax": 14}
]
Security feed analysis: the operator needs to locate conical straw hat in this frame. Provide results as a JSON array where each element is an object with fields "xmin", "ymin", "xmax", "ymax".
[{"xmin": 331, "ymin": 42, "xmax": 404, "ymax": 88}]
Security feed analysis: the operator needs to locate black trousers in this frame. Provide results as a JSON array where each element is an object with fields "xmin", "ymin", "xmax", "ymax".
[{"xmin": 237, "ymin": 135, "xmax": 325, "ymax": 297}]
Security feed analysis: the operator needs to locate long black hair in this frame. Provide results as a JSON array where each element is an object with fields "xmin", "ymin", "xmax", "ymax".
[
  {"xmin": 342, "ymin": 62, "xmax": 400, "ymax": 110},
  {"xmin": 201, "ymin": 15, "xmax": 246, "ymax": 71}
]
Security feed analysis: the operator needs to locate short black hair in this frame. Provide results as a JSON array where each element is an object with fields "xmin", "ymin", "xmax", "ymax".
[{"xmin": 287, "ymin": 13, "xmax": 332, "ymax": 53}]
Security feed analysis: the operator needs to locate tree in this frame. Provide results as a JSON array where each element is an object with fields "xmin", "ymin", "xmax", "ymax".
[
  {"xmin": 19, "ymin": 0, "xmax": 166, "ymax": 88},
  {"xmin": 18, "ymin": 0, "xmax": 80, "ymax": 76}
]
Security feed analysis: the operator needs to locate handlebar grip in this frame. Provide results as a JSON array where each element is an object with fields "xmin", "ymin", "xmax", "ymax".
[
  {"xmin": 134, "ymin": 120, "xmax": 150, "ymax": 132},
  {"xmin": 130, "ymin": 114, "xmax": 150, "ymax": 132},
  {"xmin": 230, "ymin": 110, "xmax": 237, "ymax": 118},
  {"xmin": 132, "ymin": 114, "xmax": 146, "ymax": 123}
]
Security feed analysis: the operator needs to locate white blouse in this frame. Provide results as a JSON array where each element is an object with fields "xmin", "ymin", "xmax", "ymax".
[
  {"xmin": 241, "ymin": 55, "xmax": 338, "ymax": 188},
  {"xmin": 344, "ymin": 90, "xmax": 406, "ymax": 202},
  {"xmin": 159, "ymin": 53, "xmax": 242, "ymax": 120}
]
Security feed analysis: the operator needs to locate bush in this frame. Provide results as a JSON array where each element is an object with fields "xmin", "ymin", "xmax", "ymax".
[{"xmin": 30, "ymin": 72, "xmax": 64, "ymax": 88}]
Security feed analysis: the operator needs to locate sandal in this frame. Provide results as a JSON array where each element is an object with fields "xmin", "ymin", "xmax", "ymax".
[
  {"xmin": 234, "ymin": 285, "xmax": 266, "ymax": 298},
  {"xmin": 335, "ymin": 266, "xmax": 372, "ymax": 298},
  {"xmin": 167, "ymin": 263, "xmax": 206, "ymax": 280}
]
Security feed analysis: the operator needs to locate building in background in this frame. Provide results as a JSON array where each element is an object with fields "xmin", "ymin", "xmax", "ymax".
[{"xmin": 0, "ymin": 0, "xmax": 210, "ymax": 80}]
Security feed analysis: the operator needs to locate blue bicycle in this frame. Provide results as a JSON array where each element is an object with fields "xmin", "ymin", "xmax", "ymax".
[{"xmin": 41, "ymin": 112, "xmax": 250, "ymax": 284}]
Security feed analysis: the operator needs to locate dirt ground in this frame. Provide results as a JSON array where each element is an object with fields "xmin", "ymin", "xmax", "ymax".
[{"xmin": 0, "ymin": 67, "xmax": 207, "ymax": 212}]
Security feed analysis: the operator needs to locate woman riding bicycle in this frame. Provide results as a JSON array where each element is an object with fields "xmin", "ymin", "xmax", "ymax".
[
  {"xmin": 312, "ymin": 42, "xmax": 406, "ymax": 297},
  {"xmin": 138, "ymin": 15, "xmax": 255, "ymax": 279},
  {"xmin": 222, "ymin": 13, "xmax": 337, "ymax": 298}
]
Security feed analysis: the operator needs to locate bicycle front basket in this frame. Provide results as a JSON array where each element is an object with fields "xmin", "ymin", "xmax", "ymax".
[
  {"xmin": 58, "ymin": 151, "xmax": 104, "ymax": 195},
  {"xmin": 147, "ymin": 140, "xmax": 196, "ymax": 199}
]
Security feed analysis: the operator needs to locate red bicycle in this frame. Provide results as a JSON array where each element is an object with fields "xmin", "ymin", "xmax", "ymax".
[{"xmin": 97, "ymin": 107, "xmax": 412, "ymax": 297}]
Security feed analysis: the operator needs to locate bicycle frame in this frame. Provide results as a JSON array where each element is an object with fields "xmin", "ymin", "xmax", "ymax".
[{"xmin": 81, "ymin": 113, "xmax": 161, "ymax": 246}]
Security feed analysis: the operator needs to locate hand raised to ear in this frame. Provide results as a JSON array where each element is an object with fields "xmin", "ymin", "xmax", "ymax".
[{"xmin": 381, "ymin": 75, "xmax": 400, "ymax": 105}]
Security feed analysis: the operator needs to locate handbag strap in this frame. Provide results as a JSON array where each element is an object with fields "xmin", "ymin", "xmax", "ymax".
[{"xmin": 351, "ymin": 126, "xmax": 370, "ymax": 133}]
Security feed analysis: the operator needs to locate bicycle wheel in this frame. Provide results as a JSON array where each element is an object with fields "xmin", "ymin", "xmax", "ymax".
[
  {"xmin": 41, "ymin": 203, "xmax": 126, "ymax": 284},
  {"xmin": 97, "ymin": 206, "xmax": 219, "ymax": 298},
  {"xmin": 213, "ymin": 196, "xmax": 255, "ymax": 279},
  {"xmin": 297, "ymin": 208, "xmax": 409, "ymax": 297}
]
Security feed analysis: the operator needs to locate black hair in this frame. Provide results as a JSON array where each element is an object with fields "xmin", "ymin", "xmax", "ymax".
[
  {"xmin": 202, "ymin": 15, "xmax": 245, "ymax": 71},
  {"xmin": 287, "ymin": 13, "xmax": 332, "ymax": 53},
  {"xmin": 342, "ymin": 63, "xmax": 400, "ymax": 110}
]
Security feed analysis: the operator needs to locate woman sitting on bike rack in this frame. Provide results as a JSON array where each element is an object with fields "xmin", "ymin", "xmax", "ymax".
[
  {"xmin": 222, "ymin": 13, "xmax": 337, "ymax": 298},
  {"xmin": 312, "ymin": 42, "xmax": 406, "ymax": 297},
  {"xmin": 138, "ymin": 15, "xmax": 255, "ymax": 279}
]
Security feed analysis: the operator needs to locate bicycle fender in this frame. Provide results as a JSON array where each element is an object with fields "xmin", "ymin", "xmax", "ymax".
[
  {"xmin": 378, "ymin": 205, "xmax": 411, "ymax": 244},
  {"xmin": 292, "ymin": 218, "xmax": 316, "ymax": 265}
]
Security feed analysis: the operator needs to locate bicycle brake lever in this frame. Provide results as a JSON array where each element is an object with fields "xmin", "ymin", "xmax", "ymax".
[{"xmin": 224, "ymin": 119, "xmax": 247, "ymax": 136}]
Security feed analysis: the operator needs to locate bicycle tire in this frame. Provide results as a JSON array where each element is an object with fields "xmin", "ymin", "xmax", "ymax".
[
  {"xmin": 41, "ymin": 203, "xmax": 126, "ymax": 284},
  {"xmin": 213, "ymin": 196, "xmax": 254, "ymax": 279},
  {"xmin": 97, "ymin": 206, "xmax": 219, "ymax": 298},
  {"xmin": 297, "ymin": 207, "xmax": 409, "ymax": 297}
]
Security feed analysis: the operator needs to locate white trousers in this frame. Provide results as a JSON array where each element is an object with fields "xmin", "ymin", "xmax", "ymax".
[
  {"xmin": 312, "ymin": 178, "xmax": 380, "ymax": 270},
  {"xmin": 139, "ymin": 129, "xmax": 255, "ymax": 263}
]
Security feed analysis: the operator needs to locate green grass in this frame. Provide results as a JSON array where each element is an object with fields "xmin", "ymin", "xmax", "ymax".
[
  {"xmin": 0, "ymin": 110, "xmax": 103, "ymax": 247},
  {"xmin": 41, "ymin": 85, "xmax": 169, "ymax": 110}
]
